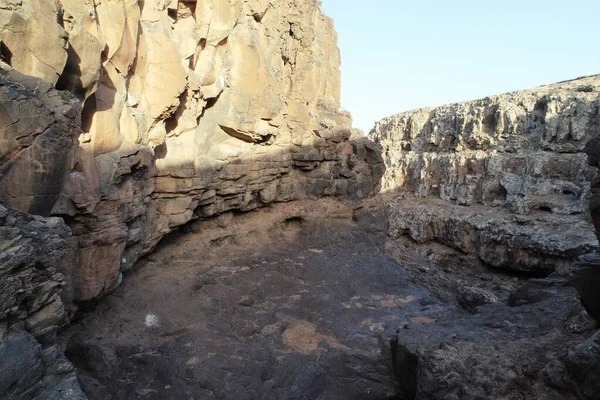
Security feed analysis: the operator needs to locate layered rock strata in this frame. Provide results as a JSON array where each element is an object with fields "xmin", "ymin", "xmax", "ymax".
[
  {"xmin": 0, "ymin": 204, "xmax": 85, "ymax": 399},
  {"xmin": 0, "ymin": 0, "xmax": 383, "ymax": 307},
  {"xmin": 372, "ymin": 75, "xmax": 600, "ymax": 272},
  {"xmin": 373, "ymin": 77, "xmax": 600, "ymax": 399},
  {"xmin": 0, "ymin": 1, "xmax": 383, "ymax": 397}
]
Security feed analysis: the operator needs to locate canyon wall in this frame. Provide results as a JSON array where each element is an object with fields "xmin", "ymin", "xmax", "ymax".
[
  {"xmin": 372, "ymin": 76, "xmax": 600, "ymax": 273},
  {"xmin": 0, "ymin": 1, "xmax": 383, "ymax": 397},
  {"xmin": 0, "ymin": 0, "xmax": 383, "ymax": 307}
]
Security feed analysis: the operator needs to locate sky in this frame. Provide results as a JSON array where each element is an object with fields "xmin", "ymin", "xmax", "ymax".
[{"xmin": 320, "ymin": 0, "xmax": 600, "ymax": 133}]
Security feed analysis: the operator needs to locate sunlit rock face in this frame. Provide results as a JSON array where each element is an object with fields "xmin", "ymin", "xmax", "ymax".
[
  {"xmin": 0, "ymin": 0, "xmax": 384, "ymax": 304},
  {"xmin": 1, "ymin": 0, "xmax": 345, "ymax": 151},
  {"xmin": 372, "ymin": 76, "xmax": 600, "ymax": 273}
]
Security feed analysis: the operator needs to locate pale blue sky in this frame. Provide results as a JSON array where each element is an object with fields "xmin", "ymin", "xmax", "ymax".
[{"xmin": 321, "ymin": 0, "xmax": 600, "ymax": 132}]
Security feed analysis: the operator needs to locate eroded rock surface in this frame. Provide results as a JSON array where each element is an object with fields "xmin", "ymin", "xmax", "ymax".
[
  {"xmin": 0, "ymin": 0, "xmax": 383, "ymax": 306},
  {"xmin": 372, "ymin": 75, "xmax": 600, "ymax": 273},
  {"xmin": 0, "ymin": 1, "xmax": 383, "ymax": 397},
  {"xmin": 1, "ymin": 1, "xmax": 599, "ymax": 398},
  {"xmin": 371, "ymin": 77, "xmax": 600, "ymax": 399},
  {"xmin": 0, "ymin": 203, "xmax": 85, "ymax": 399},
  {"xmin": 0, "ymin": 67, "xmax": 80, "ymax": 216},
  {"xmin": 63, "ymin": 199, "xmax": 599, "ymax": 400}
]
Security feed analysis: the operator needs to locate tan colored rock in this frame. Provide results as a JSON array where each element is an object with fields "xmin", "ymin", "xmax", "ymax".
[
  {"xmin": 0, "ymin": 0, "xmax": 68, "ymax": 84},
  {"xmin": 0, "ymin": 64, "xmax": 80, "ymax": 216},
  {"xmin": 0, "ymin": 0, "xmax": 346, "ymax": 155},
  {"xmin": 59, "ymin": 0, "xmax": 104, "ymax": 98},
  {"xmin": 0, "ymin": 3, "xmax": 383, "ymax": 397},
  {"xmin": 0, "ymin": 0, "xmax": 383, "ymax": 305}
]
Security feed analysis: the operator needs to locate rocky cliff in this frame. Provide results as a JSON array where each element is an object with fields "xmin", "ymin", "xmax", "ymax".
[
  {"xmin": 0, "ymin": 204, "xmax": 85, "ymax": 399},
  {"xmin": 371, "ymin": 76, "xmax": 600, "ymax": 273},
  {"xmin": 370, "ymin": 76, "xmax": 600, "ymax": 400},
  {"xmin": 0, "ymin": 1, "xmax": 383, "ymax": 397},
  {"xmin": 1, "ymin": 1, "xmax": 599, "ymax": 399},
  {"xmin": 0, "ymin": 0, "xmax": 382, "ymax": 306}
]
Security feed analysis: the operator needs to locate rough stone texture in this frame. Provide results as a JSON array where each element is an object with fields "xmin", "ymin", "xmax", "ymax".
[
  {"xmin": 61, "ymin": 199, "xmax": 600, "ymax": 400},
  {"xmin": 571, "ymin": 252, "xmax": 600, "ymax": 324},
  {"xmin": 391, "ymin": 274, "xmax": 598, "ymax": 400},
  {"xmin": 0, "ymin": 0, "xmax": 384, "ymax": 305},
  {"xmin": 372, "ymin": 75, "xmax": 600, "ymax": 272},
  {"xmin": 560, "ymin": 330, "xmax": 600, "ymax": 400},
  {"xmin": 0, "ymin": 203, "xmax": 85, "ymax": 399},
  {"xmin": 2, "ymin": 2, "xmax": 598, "ymax": 398},
  {"xmin": 389, "ymin": 198, "xmax": 598, "ymax": 274},
  {"xmin": 570, "ymin": 132, "xmax": 600, "ymax": 326},
  {"xmin": 0, "ymin": 203, "xmax": 68, "ymax": 339},
  {"xmin": 0, "ymin": 66, "xmax": 80, "ymax": 216},
  {"xmin": 372, "ymin": 75, "xmax": 600, "ymax": 399},
  {"xmin": 0, "ymin": 0, "xmax": 68, "ymax": 86},
  {"xmin": 0, "ymin": 2, "xmax": 383, "ymax": 397}
]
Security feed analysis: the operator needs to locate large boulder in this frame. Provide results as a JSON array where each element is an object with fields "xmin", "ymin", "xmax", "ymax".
[{"xmin": 0, "ymin": 65, "xmax": 80, "ymax": 216}]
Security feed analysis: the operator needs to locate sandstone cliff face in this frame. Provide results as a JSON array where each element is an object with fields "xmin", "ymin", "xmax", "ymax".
[
  {"xmin": 372, "ymin": 76, "xmax": 600, "ymax": 272},
  {"xmin": 0, "ymin": 0, "xmax": 383, "ymax": 306},
  {"xmin": 0, "ymin": 2, "xmax": 382, "ymax": 397}
]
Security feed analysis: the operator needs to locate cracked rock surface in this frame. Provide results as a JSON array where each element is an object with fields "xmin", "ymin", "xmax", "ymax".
[
  {"xmin": 0, "ymin": 1, "xmax": 599, "ymax": 399},
  {"xmin": 0, "ymin": 203, "xmax": 85, "ymax": 399},
  {"xmin": 372, "ymin": 75, "xmax": 600, "ymax": 273},
  {"xmin": 0, "ymin": 0, "xmax": 383, "ymax": 306},
  {"xmin": 62, "ymin": 199, "xmax": 599, "ymax": 400}
]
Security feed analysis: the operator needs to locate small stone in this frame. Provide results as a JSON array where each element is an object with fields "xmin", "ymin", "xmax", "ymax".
[
  {"xmin": 144, "ymin": 314, "xmax": 160, "ymax": 328},
  {"xmin": 456, "ymin": 286, "xmax": 498, "ymax": 314},
  {"xmin": 369, "ymin": 323, "xmax": 386, "ymax": 334},
  {"xmin": 238, "ymin": 296, "xmax": 254, "ymax": 307}
]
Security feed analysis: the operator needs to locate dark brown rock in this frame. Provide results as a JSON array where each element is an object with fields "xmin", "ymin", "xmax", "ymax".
[
  {"xmin": 571, "ymin": 253, "xmax": 600, "ymax": 324},
  {"xmin": 564, "ymin": 330, "xmax": 600, "ymax": 400}
]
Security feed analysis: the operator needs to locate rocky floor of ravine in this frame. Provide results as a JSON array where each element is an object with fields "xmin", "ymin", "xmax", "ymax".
[{"xmin": 60, "ymin": 199, "xmax": 599, "ymax": 400}]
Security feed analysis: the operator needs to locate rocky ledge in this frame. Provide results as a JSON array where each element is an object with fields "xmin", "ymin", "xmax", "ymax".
[{"xmin": 371, "ymin": 75, "xmax": 600, "ymax": 274}]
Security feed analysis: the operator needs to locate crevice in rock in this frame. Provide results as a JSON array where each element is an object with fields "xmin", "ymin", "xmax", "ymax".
[
  {"xmin": 0, "ymin": 42, "xmax": 13, "ymax": 65},
  {"xmin": 81, "ymin": 94, "xmax": 96, "ymax": 133},
  {"xmin": 167, "ymin": 7, "xmax": 178, "ymax": 21},
  {"xmin": 390, "ymin": 335, "xmax": 418, "ymax": 400}
]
